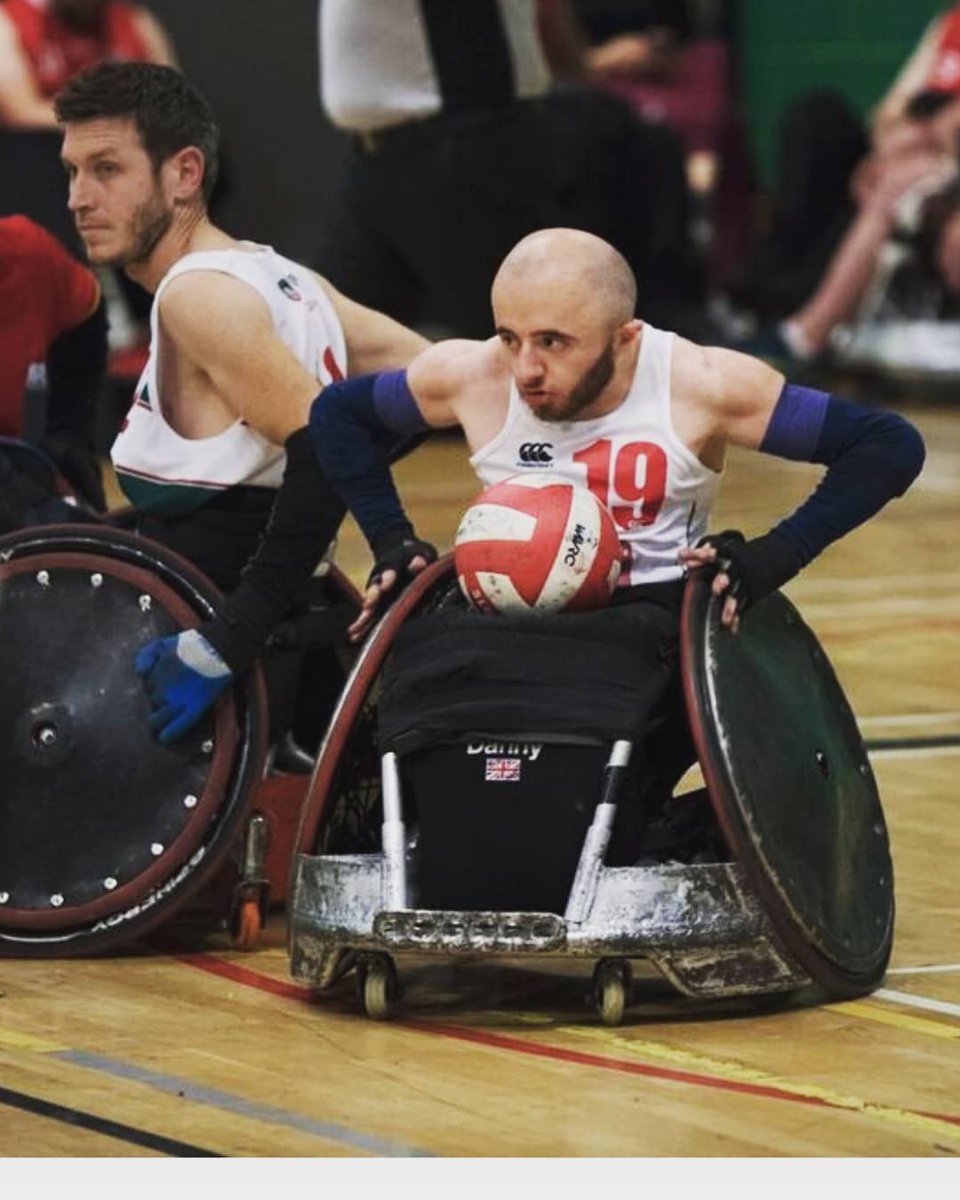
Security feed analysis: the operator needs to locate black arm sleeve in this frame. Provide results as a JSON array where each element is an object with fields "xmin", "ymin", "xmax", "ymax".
[
  {"xmin": 200, "ymin": 426, "xmax": 345, "ymax": 672},
  {"xmin": 44, "ymin": 298, "xmax": 108, "ymax": 439}
]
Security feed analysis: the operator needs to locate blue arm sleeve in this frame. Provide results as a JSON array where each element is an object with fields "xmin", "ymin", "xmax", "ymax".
[
  {"xmin": 308, "ymin": 371, "xmax": 431, "ymax": 550},
  {"xmin": 759, "ymin": 383, "xmax": 925, "ymax": 565}
]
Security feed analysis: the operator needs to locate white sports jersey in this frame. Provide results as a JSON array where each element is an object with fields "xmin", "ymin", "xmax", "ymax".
[
  {"xmin": 113, "ymin": 244, "xmax": 347, "ymax": 515},
  {"xmin": 470, "ymin": 324, "xmax": 721, "ymax": 585}
]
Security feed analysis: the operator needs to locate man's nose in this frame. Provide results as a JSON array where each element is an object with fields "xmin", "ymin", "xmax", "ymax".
[
  {"xmin": 516, "ymin": 343, "xmax": 543, "ymax": 381},
  {"xmin": 68, "ymin": 175, "xmax": 92, "ymax": 212}
]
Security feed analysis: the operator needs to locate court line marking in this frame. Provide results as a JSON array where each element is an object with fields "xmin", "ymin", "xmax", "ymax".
[
  {"xmin": 832, "ymin": 1001, "xmax": 960, "ymax": 1041},
  {"xmin": 0, "ymin": 1018, "xmax": 431, "ymax": 1158},
  {"xmin": 858, "ymin": 712, "xmax": 960, "ymax": 728},
  {"xmin": 52, "ymin": 1050, "xmax": 431, "ymax": 1157},
  {"xmin": 867, "ymin": 745, "xmax": 960, "ymax": 761},
  {"xmin": 874, "ymin": 989, "xmax": 960, "ymax": 1020},
  {"xmin": 887, "ymin": 964, "xmax": 960, "ymax": 976},
  {"xmin": 166, "ymin": 950, "xmax": 960, "ymax": 1145},
  {"xmin": 548, "ymin": 1023, "xmax": 960, "ymax": 1143},
  {"xmin": 0, "ymin": 1082, "xmax": 220, "ymax": 1157}
]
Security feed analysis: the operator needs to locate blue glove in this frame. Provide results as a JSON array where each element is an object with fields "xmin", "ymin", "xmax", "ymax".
[{"xmin": 135, "ymin": 629, "xmax": 234, "ymax": 744}]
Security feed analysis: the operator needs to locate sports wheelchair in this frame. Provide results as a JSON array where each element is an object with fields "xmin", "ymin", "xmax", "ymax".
[
  {"xmin": 289, "ymin": 556, "xmax": 893, "ymax": 1024},
  {"xmin": 0, "ymin": 520, "xmax": 360, "ymax": 956}
]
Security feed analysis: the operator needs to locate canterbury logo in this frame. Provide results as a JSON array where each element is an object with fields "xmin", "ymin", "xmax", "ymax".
[{"xmin": 518, "ymin": 442, "xmax": 553, "ymax": 464}]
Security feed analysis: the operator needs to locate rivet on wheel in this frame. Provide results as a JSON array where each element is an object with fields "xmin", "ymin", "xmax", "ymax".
[
  {"xmin": 0, "ymin": 892, "xmax": 9, "ymax": 905},
  {"xmin": 150, "ymin": 843, "xmax": 164, "ymax": 857},
  {"xmin": 50, "ymin": 894, "xmax": 64, "ymax": 907},
  {"xmin": 201, "ymin": 740, "xmax": 213, "ymax": 754},
  {"xmin": 90, "ymin": 573, "xmax": 103, "ymax": 588},
  {"xmin": 103, "ymin": 877, "xmax": 117, "ymax": 891},
  {"xmin": 36, "ymin": 570, "xmax": 50, "ymax": 587},
  {"xmin": 139, "ymin": 594, "xmax": 152, "ymax": 612},
  {"xmin": 184, "ymin": 794, "xmax": 198, "ymax": 809}
]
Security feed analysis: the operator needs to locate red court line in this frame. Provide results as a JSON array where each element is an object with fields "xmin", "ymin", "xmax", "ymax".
[{"xmin": 166, "ymin": 948, "xmax": 960, "ymax": 1127}]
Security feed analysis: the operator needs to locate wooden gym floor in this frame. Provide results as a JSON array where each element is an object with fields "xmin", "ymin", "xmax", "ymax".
[{"xmin": 0, "ymin": 398, "xmax": 958, "ymax": 1160}]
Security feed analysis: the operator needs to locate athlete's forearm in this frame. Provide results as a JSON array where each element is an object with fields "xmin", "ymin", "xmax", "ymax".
[{"xmin": 308, "ymin": 371, "xmax": 430, "ymax": 551}]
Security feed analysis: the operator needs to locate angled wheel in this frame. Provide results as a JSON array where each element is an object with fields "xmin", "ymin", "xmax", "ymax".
[
  {"xmin": 681, "ymin": 570, "xmax": 893, "ymax": 998},
  {"xmin": 0, "ymin": 524, "xmax": 268, "ymax": 956}
]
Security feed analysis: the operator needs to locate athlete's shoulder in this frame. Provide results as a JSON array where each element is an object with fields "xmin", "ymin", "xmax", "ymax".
[
  {"xmin": 671, "ymin": 334, "xmax": 784, "ymax": 412},
  {"xmin": 409, "ymin": 337, "xmax": 506, "ymax": 400}
]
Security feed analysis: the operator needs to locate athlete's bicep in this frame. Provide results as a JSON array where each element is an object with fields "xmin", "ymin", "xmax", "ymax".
[{"xmin": 159, "ymin": 274, "xmax": 318, "ymax": 444}]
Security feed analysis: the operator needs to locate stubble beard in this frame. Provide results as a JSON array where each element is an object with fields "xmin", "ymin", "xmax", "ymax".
[
  {"xmin": 97, "ymin": 192, "xmax": 174, "ymax": 270},
  {"xmin": 536, "ymin": 340, "xmax": 616, "ymax": 423}
]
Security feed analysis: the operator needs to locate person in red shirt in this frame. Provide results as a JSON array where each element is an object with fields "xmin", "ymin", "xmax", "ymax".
[
  {"xmin": 0, "ymin": 213, "xmax": 107, "ymax": 508},
  {"xmin": 0, "ymin": 0, "xmax": 176, "ymax": 129}
]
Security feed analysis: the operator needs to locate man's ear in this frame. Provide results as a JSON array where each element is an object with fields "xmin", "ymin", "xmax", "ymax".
[
  {"xmin": 617, "ymin": 318, "xmax": 643, "ymax": 347},
  {"xmin": 166, "ymin": 146, "xmax": 206, "ymax": 202}
]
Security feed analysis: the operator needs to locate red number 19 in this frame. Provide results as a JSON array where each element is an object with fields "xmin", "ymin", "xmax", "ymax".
[{"xmin": 573, "ymin": 439, "xmax": 667, "ymax": 529}]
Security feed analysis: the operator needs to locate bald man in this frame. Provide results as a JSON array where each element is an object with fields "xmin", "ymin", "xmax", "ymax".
[{"xmin": 309, "ymin": 227, "xmax": 925, "ymax": 643}]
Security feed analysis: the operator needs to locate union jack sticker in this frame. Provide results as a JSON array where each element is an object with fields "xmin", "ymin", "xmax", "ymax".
[{"xmin": 485, "ymin": 758, "xmax": 521, "ymax": 782}]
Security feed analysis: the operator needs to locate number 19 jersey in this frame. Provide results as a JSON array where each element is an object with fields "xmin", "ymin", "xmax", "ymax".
[{"xmin": 469, "ymin": 324, "xmax": 721, "ymax": 585}]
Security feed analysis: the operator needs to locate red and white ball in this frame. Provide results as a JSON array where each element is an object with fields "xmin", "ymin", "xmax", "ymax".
[{"xmin": 454, "ymin": 474, "xmax": 621, "ymax": 614}]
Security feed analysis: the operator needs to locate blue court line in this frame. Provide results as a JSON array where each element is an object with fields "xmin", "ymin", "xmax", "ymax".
[{"xmin": 53, "ymin": 1050, "xmax": 432, "ymax": 1157}]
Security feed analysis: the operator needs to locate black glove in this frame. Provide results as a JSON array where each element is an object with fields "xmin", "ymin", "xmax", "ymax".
[
  {"xmin": 368, "ymin": 528, "xmax": 438, "ymax": 591},
  {"xmin": 696, "ymin": 529, "xmax": 804, "ymax": 615},
  {"xmin": 40, "ymin": 430, "xmax": 106, "ymax": 513}
]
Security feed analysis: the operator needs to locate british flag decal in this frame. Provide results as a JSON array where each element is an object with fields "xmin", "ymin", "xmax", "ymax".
[{"xmin": 485, "ymin": 758, "xmax": 522, "ymax": 782}]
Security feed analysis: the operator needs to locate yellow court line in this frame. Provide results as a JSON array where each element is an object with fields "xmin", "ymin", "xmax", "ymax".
[
  {"xmin": 542, "ymin": 1022, "xmax": 960, "ymax": 1145},
  {"xmin": 832, "ymin": 1000, "xmax": 960, "ymax": 1040},
  {"xmin": 0, "ymin": 1026, "xmax": 68, "ymax": 1054}
]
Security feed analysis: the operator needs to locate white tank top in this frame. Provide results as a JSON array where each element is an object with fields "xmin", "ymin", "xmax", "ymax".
[
  {"xmin": 113, "ymin": 244, "xmax": 347, "ymax": 515},
  {"xmin": 320, "ymin": 0, "xmax": 550, "ymax": 131},
  {"xmin": 469, "ymin": 325, "xmax": 721, "ymax": 585}
]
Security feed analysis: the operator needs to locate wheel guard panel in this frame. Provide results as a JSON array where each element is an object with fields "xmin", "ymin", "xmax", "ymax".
[{"xmin": 681, "ymin": 574, "xmax": 893, "ymax": 993}]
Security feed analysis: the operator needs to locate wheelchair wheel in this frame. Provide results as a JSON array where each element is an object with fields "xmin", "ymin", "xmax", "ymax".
[
  {"xmin": 357, "ymin": 953, "xmax": 399, "ymax": 1021},
  {"xmin": 0, "ymin": 523, "xmax": 267, "ymax": 956},
  {"xmin": 593, "ymin": 958, "xmax": 631, "ymax": 1026}
]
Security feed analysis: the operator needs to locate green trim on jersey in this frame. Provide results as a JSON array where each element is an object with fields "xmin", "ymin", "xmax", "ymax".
[{"xmin": 115, "ymin": 470, "xmax": 224, "ymax": 516}]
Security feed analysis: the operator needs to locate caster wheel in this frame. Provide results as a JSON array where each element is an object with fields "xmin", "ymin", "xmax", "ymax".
[
  {"xmin": 356, "ymin": 954, "xmax": 398, "ymax": 1020},
  {"xmin": 229, "ymin": 893, "xmax": 264, "ymax": 951},
  {"xmin": 593, "ymin": 959, "xmax": 631, "ymax": 1026}
]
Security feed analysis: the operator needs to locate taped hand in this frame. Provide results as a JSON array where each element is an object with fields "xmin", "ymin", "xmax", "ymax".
[{"xmin": 135, "ymin": 628, "xmax": 234, "ymax": 744}]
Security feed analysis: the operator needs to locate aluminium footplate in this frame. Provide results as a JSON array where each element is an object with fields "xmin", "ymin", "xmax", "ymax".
[{"xmin": 289, "ymin": 851, "xmax": 811, "ymax": 1000}]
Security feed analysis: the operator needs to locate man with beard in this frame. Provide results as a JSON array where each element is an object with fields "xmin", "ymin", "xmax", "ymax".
[
  {"xmin": 308, "ymin": 226, "xmax": 925, "ymax": 644},
  {"xmin": 55, "ymin": 62, "xmax": 427, "ymax": 745},
  {"xmin": 0, "ymin": 0, "xmax": 174, "ymax": 128}
]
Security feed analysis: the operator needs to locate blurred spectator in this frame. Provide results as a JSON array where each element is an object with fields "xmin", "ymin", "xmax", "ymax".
[
  {"xmin": 0, "ymin": 2, "xmax": 179, "ymax": 387},
  {"xmin": 573, "ymin": 0, "xmax": 751, "ymax": 280},
  {"xmin": 575, "ymin": 1, "xmax": 728, "ymax": 192},
  {"xmin": 315, "ymin": 0, "xmax": 701, "ymax": 339},
  {"xmin": 0, "ymin": 0, "xmax": 176, "ymax": 128},
  {"xmin": 731, "ymin": 5, "xmax": 960, "ymax": 323},
  {"xmin": 0, "ymin": 214, "xmax": 107, "ymax": 511}
]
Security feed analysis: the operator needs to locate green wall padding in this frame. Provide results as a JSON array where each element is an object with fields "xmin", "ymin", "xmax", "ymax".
[{"xmin": 740, "ymin": 0, "xmax": 948, "ymax": 187}]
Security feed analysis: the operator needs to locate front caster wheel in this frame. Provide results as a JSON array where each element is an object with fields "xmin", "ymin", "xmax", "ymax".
[
  {"xmin": 356, "ymin": 954, "xmax": 399, "ymax": 1020},
  {"xmin": 593, "ymin": 958, "xmax": 631, "ymax": 1026}
]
